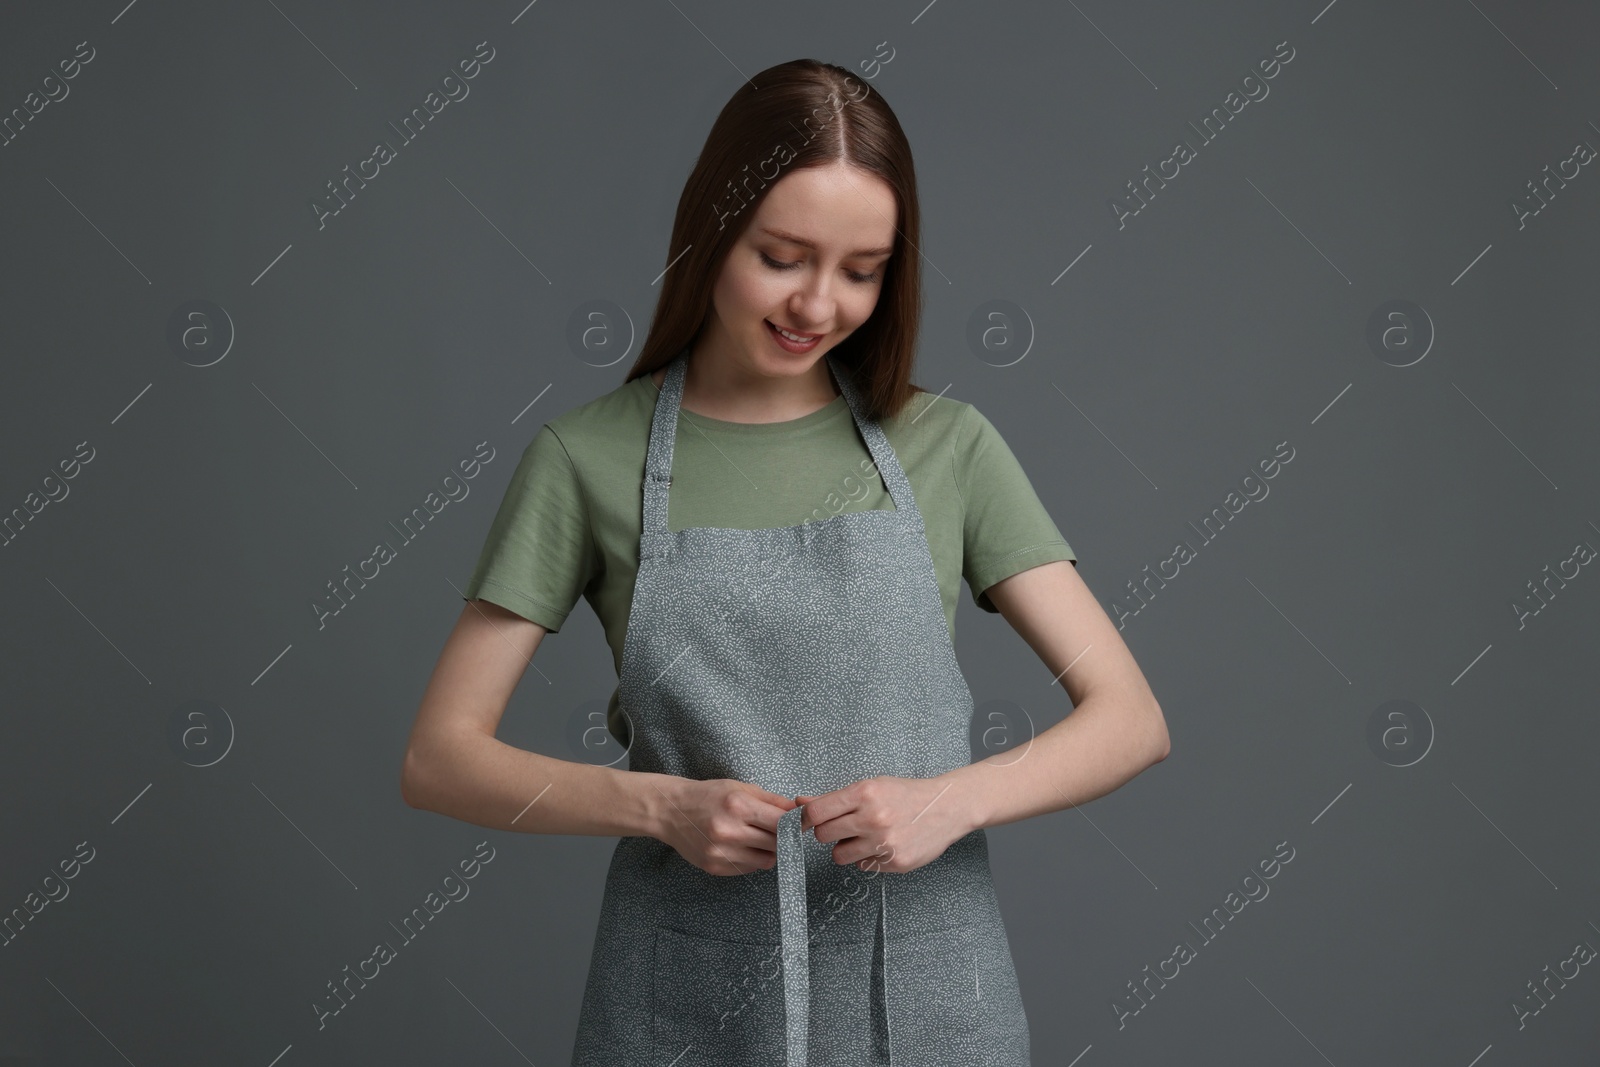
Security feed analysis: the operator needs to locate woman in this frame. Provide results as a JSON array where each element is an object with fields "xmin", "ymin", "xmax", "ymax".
[{"xmin": 401, "ymin": 58, "xmax": 1169, "ymax": 1065}]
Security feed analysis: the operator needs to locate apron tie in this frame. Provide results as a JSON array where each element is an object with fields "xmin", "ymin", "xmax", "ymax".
[
  {"xmin": 776, "ymin": 806, "xmax": 809, "ymax": 1066},
  {"xmin": 777, "ymin": 804, "xmax": 893, "ymax": 1065}
]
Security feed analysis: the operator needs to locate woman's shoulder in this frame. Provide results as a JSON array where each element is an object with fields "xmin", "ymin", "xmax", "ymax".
[
  {"xmin": 539, "ymin": 372, "xmax": 656, "ymax": 460},
  {"xmin": 881, "ymin": 390, "xmax": 1042, "ymax": 490},
  {"xmin": 881, "ymin": 387, "xmax": 978, "ymax": 447}
]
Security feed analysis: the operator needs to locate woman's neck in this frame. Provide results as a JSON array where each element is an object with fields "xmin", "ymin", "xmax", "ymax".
[{"xmin": 652, "ymin": 346, "xmax": 840, "ymax": 424}]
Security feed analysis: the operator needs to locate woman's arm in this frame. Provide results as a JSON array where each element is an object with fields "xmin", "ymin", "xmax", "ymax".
[
  {"xmin": 404, "ymin": 600, "xmax": 801, "ymax": 872},
  {"xmin": 400, "ymin": 600, "xmax": 672, "ymax": 837},
  {"xmin": 801, "ymin": 559, "xmax": 1169, "ymax": 872},
  {"xmin": 943, "ymin": 559, "xmax": 1170, "ymax": 833}
]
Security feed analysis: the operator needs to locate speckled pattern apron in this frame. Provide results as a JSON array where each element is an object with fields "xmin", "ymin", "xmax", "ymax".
[{"xmin": 570, "ymin": 349, "xmax": 1030, "ymax": 1066}]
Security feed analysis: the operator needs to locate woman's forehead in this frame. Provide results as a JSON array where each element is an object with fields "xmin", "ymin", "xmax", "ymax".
[{"xmin": 749, "ymin": 167, "xmax": 898, "ymax": 253}]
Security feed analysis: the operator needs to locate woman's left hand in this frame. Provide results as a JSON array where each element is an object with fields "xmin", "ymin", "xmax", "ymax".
[{"xmin": 796, "ymin": 775, "xmax": 972, "ymax": 874}]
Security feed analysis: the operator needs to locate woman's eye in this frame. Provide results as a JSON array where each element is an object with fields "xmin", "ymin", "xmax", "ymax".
[{"xmin": 760, "ymin": 252, "xmax": 880, "ymax": 284}]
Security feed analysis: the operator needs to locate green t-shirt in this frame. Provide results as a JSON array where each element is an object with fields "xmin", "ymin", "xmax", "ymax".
[{"xmin": 462, "ymin": 372, "xmax": 1076, "ymax": 675}]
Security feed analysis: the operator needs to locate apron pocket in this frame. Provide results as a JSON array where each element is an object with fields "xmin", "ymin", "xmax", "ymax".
[
  {"xmin": 807, "ymin": 934, "xmax": 880, "ymax": 1063},
  {"xmin": 883, "ymin": 922, "xmax": 983, "ymax": 1062},
  {"xmin": 651, "ymin": 925, "xmax": 787, "ymax": 1063}
]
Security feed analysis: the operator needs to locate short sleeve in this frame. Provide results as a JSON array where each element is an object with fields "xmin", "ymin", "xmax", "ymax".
[
  {"xmin": 460, "ymin": 424, "xmax": 598, "ymax": 632},
  {"xmin": 955, "ymin": 406, "xmax": 1077, "ymax": 613}
]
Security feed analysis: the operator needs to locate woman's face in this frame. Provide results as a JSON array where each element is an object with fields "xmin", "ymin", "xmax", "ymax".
[{"xmin": 704, "ymin": 161, "xmax": 898, "ymax": 382}]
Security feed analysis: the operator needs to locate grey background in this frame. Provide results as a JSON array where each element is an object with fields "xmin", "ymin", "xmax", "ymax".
[{"xmin": 2, "ymin": 0, "xmax": 1597, "ymax": 1064}]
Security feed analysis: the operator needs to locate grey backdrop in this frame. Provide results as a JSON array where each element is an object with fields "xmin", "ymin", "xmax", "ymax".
[{"xmin": 3, "ymin": 0, "xmax": 1597, "ymax": 1064}]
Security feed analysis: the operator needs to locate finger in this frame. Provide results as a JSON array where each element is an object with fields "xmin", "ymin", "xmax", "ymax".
[
  {"xmin": 793, "ymin": 795, "xmax": 813, "ymax": 820},
  {"xmin": 743, "ymin": 784, "xmax": 800, "ymax": 811},
  {"xmin": 799, "ymin": 792, "xmax": 858, "ymax": 832},
  {"xmin": 706, "ymin": 821, "xmax": 785, "ymax": 854},
  {"xmin": 828, "ymin": 840, "xmax": 873, "ymax": 867},
  {"xmin": 741, "ymin": 794, "xmax": 798, "ymax": 832},
  {"xmin": 808, "ymin": 810, "xmax": 870, "ymax": 845}
]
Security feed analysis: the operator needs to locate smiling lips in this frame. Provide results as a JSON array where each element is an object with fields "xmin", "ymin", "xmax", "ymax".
[{"xmin": 766, "ymin": 319, "xmax": 825, "ymax": 352}]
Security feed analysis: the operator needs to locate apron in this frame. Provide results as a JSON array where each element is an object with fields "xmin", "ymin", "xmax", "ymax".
[{"xmin": 570, "ymin": 348, "xmax": 1030, "ymax": 1066}]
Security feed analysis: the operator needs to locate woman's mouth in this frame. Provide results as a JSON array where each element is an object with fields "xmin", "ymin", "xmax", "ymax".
[{"xmin": 765, "ymin": 319, "xmax": 823, "ymax": 353}]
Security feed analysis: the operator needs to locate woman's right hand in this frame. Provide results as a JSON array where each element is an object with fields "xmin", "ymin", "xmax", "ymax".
[{"xmin": 653, "ymin": 777, "xmax": 797, "ymax": 876}]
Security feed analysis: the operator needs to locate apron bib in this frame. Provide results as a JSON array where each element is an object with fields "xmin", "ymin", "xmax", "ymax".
[{"xmin": 570, "ymin": 349, "xmax": 1030, "ymax": 1066}]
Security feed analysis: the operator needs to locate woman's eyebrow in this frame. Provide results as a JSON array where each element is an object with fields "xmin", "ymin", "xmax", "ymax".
[{"xmin": 759, "ymin": 226, "xmax": 893, "ymax": 257}]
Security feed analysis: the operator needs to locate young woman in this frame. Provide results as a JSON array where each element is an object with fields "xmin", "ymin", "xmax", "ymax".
[{"xmin": 402, "ymin": 58, "xmax": 1169, "ymax": 1066}]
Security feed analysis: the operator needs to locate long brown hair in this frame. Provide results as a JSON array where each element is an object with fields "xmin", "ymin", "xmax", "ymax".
[{"xmin": 622, "ymin": 58, "xmax": 925, "ymax": 423}]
